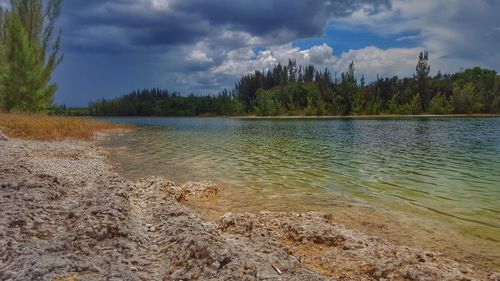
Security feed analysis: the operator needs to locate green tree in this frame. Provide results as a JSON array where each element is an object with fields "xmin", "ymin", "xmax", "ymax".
[
  {"xmin": 405, "ymin": 93, "xmax": 423, "ymax": 115},
  {"xmin": 428, "ymin": 92, "xmax": 452, "ymax": 114},
  {"xmin": 492, "ymin": 76, "xmax": 500, "ymax": 113},
  {"xmin": 351, "ymin": 89, "xmax": 365, "ymax": 114},
  {"xmin": 387, "ymin": 94, "xmax": 401, "ymax": 114},
  {"xmin": 336, "ymin": 61, "xmax": 356, "ymax": 115},
  {"xmin": 254, "ymin": 89, "xmax": 283, "ymax": 116},
  {"xmin": 452, "ymin": 67, "xmax": 496, "ymax": 112},
  {"xmin": 353, "ymin": 87, "xmax": 382, "ymax": 115},
  {"xmin": 302, "ymin": 65, "xmax": 315, "ymax": 83},
  {"xmin": 0, "ymin": 0, "xmax": 62, "ymax": 112},
  {"xmin": 303, "ymin": 83, "xmax": 324, "ymax": 116},
  {"xmin": 416, "ymin": 51, "xmax": 430, "ymax": 110},
  {"xmin": 451, "ymin": 82, "xmax": 483, "ymax": 113},
  {"xmin": 365, "ymin": 96, "xmax": 383, "ymax": 115}
]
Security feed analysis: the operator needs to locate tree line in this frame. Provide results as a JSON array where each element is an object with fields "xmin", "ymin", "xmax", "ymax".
[
  {"xmin": 87, "ymin": 52, "xmax": 500, "ymax": 117},
  {"xmin": 85, "ymin": 88, "xmax": 242, "ymax": 117},
  {"xmin": 0, "ymin": 0, "xmax": 63, "ymax": 112}
]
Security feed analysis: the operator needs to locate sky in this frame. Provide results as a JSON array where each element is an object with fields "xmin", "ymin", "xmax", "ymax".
[{"xmin": 1, "ymin": 0, "xmax": 500, "ymax": 106}]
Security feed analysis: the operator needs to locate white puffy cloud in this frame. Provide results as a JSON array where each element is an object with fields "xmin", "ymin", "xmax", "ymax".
[
  {"xmin": 306, "ymin": 44, "xmax": 337, "ymax": 65},
  {"xmin": 187, "ymin": 50, "xmax": 213, "ymax": 64},
  {"xmin": 211, "ymin": 43, "xmax": 421, "ymax": 82},
  {"xmin": 335, "ymin": 46, "xmax": 421, "ymax": 80},
  {"xmin": 212, "ymin": 44, "xmax": 333, "ymax": 75}
]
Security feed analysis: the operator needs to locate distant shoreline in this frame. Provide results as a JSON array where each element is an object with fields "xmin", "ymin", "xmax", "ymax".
[
  {"xmin": 233, "ymin": 113, "xmax": 500, "ymax": 119},
  {"xmin": 91, "ymin": 113, "xmax": 500, "ymax": 119}
]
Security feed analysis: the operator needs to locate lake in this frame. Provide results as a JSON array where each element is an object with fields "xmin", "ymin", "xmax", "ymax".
[{"xmin": 99, "ymin": 116, "xmax": 500, "ymax": 267}]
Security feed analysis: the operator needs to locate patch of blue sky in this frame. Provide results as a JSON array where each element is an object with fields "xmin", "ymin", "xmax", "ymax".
[{"xmin": 293, "ymin": 24, "xmax": 420, "ymax": 55}]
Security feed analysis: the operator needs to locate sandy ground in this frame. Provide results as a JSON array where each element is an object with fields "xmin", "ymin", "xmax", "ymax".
[{"xmin": 0, "ymin": 137, "xmax": 498, "ymax": 281}]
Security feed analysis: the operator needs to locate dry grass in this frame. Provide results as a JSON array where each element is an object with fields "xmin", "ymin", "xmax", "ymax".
[{"xmin": 0, "ymin": 113, "xmax": 133, "ymax": 141}]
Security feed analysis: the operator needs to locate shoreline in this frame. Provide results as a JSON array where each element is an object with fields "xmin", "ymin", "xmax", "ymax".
[
  {"xmin": 1, "ymin": 136, "xmax": 498, "ymax": 280},
  {"xmin": 90, "ymin": 113, "xmax": 500, "ymax": 120},
  {"xmin": 233, "ymin": 113, "xmax": 500, "ymax": 119}
]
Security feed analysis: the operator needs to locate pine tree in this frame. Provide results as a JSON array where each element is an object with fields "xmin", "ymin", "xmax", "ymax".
[
  {"xmin": 2, "ymin": 12, "xmax": 41, "ymax": 111},
  {"xmin": 303, "ymin": 65, "xmax": 315, "ymax": 83},
  {"xmin": 416, "ymin": 51, "xmax": 430, "ymax": 110},
  {"xmin": 407, "ymin": 93, "xmax": 423, "ymax": 115},
  {"xmin": 336, "ymin": 62, "xmax": 356, "ymax": 115},
  {"xmin": 0, "ymin": 0, "xmax": 63, "ymax": 112}
]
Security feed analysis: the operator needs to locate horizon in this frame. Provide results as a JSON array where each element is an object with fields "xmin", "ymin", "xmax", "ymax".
[{"xmin": 2, "ymin": 0, "xmax": 499, "ymax": 106}]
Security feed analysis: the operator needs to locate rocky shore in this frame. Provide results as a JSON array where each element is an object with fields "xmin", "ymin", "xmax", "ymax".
[{"xmin": 0, "ymin": 137, "xmax": 497, "ymax": 280}]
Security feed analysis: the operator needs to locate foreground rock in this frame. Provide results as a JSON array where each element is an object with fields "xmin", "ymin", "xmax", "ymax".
[
  {"xmin": 0, "ymin": 140, "xmax": 322, "ymax": 280},
  {"xmin": 220, "ymin": 212, "xmax": 487, "ymax": 280},
  {"xmin": 0, "ymin": 139, "xmax": 494, "ymax": 280}
]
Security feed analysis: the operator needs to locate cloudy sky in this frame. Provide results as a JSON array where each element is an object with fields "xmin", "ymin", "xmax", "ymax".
[{"xmin": 2, "ymin": 0, "xmax": 500, "ymax": 105}]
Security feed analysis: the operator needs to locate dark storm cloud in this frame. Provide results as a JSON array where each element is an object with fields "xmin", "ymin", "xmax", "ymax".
[
  {"xmin": 172, "ymin": 0, "xmax": 390, "ymax": 39},
  {"xmin": 60, "ymin": 0, "xmax": 390, "ymax": 53},
  {"xmin": 60, "ymin": 1, "xmax": 209, "ymax": 53}
]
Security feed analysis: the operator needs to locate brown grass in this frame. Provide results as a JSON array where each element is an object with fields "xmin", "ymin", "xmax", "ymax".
[{"xmin": 0, "ymin": 113, "xmax": 133, "ymax": 141}]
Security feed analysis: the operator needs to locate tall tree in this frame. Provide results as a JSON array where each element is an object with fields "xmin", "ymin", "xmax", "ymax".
[
  {"xmin": 0, "ymin": 0, "xmax": 63, "ymax": 112},
  {"xmin": 336, "ymin": 61, "xmax": 356, "ymax": 115},
  {"xmin": 303, "ymin": 65, "xmax": 315, "ymax": 83},
  {"xmin": 416, "ymin": 51, "xmax": 430, "ymax": 111}
]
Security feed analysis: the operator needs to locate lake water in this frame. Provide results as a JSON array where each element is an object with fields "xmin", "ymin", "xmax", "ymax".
[{"xmin": 100, "ymin": 117, "xmax": 500, "ymax": 267}]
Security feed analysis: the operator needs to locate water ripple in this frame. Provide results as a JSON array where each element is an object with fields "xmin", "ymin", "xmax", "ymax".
[{"xmin": 100, "ymin": 117, "xmax": 500, "ymax": 242}]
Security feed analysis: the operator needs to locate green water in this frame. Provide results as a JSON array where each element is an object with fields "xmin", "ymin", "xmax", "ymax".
[{"xmin": 101, "ymin": 117, "xmax": 500, "ymax": 245}]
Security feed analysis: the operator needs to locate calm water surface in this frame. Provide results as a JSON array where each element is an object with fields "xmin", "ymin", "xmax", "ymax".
[{"xmin": 100, "ymin": 117, "xmax": 500, "ymax": 248}]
